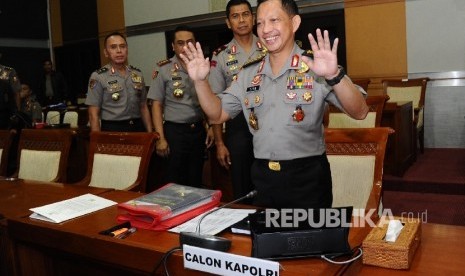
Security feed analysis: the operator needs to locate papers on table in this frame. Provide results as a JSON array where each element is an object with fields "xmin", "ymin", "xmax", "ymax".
[
  {"xmin": 29, "ymin": 193, "xmax": 117, "ymax": 223},
  {"xmin": 169, "ymin": 208, "xmax": 256, "ymax": 235}
]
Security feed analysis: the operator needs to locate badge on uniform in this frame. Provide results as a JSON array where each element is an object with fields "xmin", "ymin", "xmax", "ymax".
[
  {"xmin": 131, "ymin": 72, "xmax": 142, "ymax": 83},
  {"xmin": 89, "ymin": 79, "xmax": 97, "ymax": 89},
  {"xmin": 112, "ymin": 92, "xmax": 120, "ymax": 101},
  {"xmin": 292, "ymin": 105, "xmax": 305, "ymax": 122},
  {"xmin": 303, "ymin": 91, "xmax": 313, "ymax": 102},
  {"xmin": 173, "ymin": 88, "xmax": 184, "ymax": 98},
  {"xmin": 249, "ymin": 108, "xmax": 259, "ymax": 130}
]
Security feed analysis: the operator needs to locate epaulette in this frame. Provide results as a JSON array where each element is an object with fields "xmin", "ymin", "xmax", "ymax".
[
  {"xmin": 302, "ymin": 50, "xmax": 314, "ymax": 59},
  {"xmin": 212, "ymin": 44, "xmax": 227, "ymax": 56},
  {"xmin": 157, "ymin": 59, "xmax": 171, "ymax": 67},
  {"xmin": 2, "ymin": 66, "xmax": 12, "ymax": 73},
  {"xmin": 96, "ymin": 67, "xmax": 108, "ymax": 74},
  {"xmin": 129, "ymin": 65, "xmax": 141, "ymax": 72},
  {"xmin": 242, "ymin": 52, "xmax": 266, "ymax": 69}
]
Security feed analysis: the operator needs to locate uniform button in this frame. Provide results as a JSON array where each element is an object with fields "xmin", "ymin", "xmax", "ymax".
[{"xmin": 129, "ymin": 120, "xmax": 134, "ymax": 125}]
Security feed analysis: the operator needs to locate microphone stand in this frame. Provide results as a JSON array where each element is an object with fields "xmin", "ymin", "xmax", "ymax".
[{"xmin": 179, "ymin": 190, "xmax": 257, "ymax": 252}]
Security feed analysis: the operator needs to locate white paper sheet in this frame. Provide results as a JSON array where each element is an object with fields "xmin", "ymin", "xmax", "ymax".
[
  {"xmin": 169, "ymin": 208, "xmax": 256, "ymax": 235},
  {"xmin": 29, "ymin": 193, "xmax": 117, "ymax": 223}
]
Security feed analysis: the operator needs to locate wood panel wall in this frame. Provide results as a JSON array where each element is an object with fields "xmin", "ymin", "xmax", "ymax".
[
  {"xmin": 345, "ymin": 0, "xmax": 407, "ymax": 95},
  {"xmin": 96, "ymin": 0, "xmax": 126, "ymax": 66}
]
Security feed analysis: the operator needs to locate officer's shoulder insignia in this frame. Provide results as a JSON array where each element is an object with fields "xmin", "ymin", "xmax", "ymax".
[
  {"xmin": 302, "ymin": 50, "xmax": 314, "ymax": 59},
  {"xmin": 3, "ymin": 66, "xmax": 13, "ymax": 72},
  {"xmin": 96, "ymin": 67, "xmax": 108, "ymax": 74},
  {"xmin": 89, "ymin": 79, "xmax": 97, "ymax": 89},
  {"xmin": 129, "ymin": 65, "xmax": 141, "ymax": 72},
  {"xmin": 157, "ymin": 59, "xmax": 171, "ymax": 67},
  {"xmin": 212, "ymin": 44, "xmax": 227, "ymax": 56},
  {"xmin": 242, "ymin": 52, "xmax": 266, "ymax": 69}
]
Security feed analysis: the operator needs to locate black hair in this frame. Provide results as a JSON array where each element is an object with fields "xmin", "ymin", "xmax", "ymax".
[
  {"xmin": 104, "ymin": 32, "xmax": 127, "ymax": 47},
  {"xmin": 257, "ymin": 0, "xmax": 299, "ymax": 16},
  {"xmin": 172, "ymin": 25, "xmax": 196, "ymax": 43},
  {"xmin": 226, "ymin": 0, "xmax": 253, "ymax": 18}
]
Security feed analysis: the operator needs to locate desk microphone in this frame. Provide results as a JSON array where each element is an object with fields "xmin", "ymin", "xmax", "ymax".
[{"xmin": 179, "ymin": 190, "xmax": 257, "ymax": 252}]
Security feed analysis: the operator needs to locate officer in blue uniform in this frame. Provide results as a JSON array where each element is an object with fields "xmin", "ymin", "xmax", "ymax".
[
  {"xmin": 180, "ymin": 0, "xmax": 369, "ymax": 209},
  {"xmin": 86, "ymin": 32, "xmax": 152, "ymax": 132}
]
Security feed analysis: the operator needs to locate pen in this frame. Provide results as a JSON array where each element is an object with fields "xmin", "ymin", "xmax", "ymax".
[
  {"xmin": 116, "ymin": 227, "xmax": 137, "ymax": 239},
  {"xmin": 110, "ymin": 227, "xmax": 128, "ymax": 237}
]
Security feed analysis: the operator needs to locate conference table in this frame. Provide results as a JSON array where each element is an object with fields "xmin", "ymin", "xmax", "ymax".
[{"xmin": 1, "ymin": 179, "xmax": 465, "ymax": 275}]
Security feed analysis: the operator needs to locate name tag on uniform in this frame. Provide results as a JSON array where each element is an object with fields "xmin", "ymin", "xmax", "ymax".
[
  {"xmin": 246, "ymin": 86, "xmax": 260, "ymax": 92},
  {"xmin": 226, "ymin": 60, "xmax": 238, "ymax": 66},
  {"xmin": 172, "ymin": 76, "xmax": 182, "ymax": 81}
]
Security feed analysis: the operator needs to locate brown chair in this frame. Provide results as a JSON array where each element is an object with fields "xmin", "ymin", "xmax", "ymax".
[
  {"xmin": 382, "ymin": 78, "xmax": 429, "ymax": 153},
  {"xmin": 0, "ymin": 130, "xmax": 15, "ymax": 177},
  {"xmin": 76, "ymin": 131, "xmax": 159, "ymax": 192},
  {"xmin": 324, "ymin": 95, "xmax": 389, "ymax": 128},
  {"xmin": 325, "ymin": 127, "xmax": 393, "ymax": 218},
  {"xmin": 15, "ymin": 129, "xmax": 74, "ymax": 182}
]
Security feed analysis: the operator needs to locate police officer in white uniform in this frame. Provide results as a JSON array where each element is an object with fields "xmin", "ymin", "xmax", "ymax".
[
  {"xmin": 86, "ymin": 32, "xmax": 152, "ymax": 132},
  {"xmin": 181, "ymin": 0, "xmax": 369, "ymax": 209},
  {"xmin": 209, "ymin": 0, "xmax": 265, "ymax": 201}
]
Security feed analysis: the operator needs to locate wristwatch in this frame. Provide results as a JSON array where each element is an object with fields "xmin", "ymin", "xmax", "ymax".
[{"xmin": 325, "ymin": 66, "xmax": 346, "ymax": 86}]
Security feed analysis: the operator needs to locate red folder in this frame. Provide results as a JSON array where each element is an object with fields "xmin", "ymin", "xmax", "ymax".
[{"xmin": 116, "ymin": 183, "xmax": 222, "ymax": 231}]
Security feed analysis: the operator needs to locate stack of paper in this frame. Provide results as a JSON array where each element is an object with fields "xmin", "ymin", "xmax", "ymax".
[{"xmin": 30, "ymin": 193, "xmax": 117, "ymax": 223}]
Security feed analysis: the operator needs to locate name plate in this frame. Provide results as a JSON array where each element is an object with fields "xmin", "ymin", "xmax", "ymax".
[{"xmin": 183, "ymin": 244, "xmax": 279, "ymax": 276}]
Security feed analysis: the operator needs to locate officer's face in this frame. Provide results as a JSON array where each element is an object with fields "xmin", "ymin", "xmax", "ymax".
[
  {"xmin": 43, "ymin": 61, "xmax": 53, "ymax": 73},
  {"xmin": 256, "ymin": 0, "xmax": 300, "ymax": 55},
  {"xmin": 20, "ymin": 84, "xmax": 31, "ymax": 99},
  {"xmin": 104, "ymin": 35, "xmax": 128, "ymax": 65},
  {"xmin": 226, "ymin": 4, "xmax": 254, "ymax": 37},
  {"xmin": 172, "ymin": 31, "xmax": 195, "ymax": 60}
]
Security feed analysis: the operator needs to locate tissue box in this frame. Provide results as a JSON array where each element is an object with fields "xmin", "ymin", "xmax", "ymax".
[{"xmin": 362, "ymin": 216, "xmax": 421, "ymax": 269}]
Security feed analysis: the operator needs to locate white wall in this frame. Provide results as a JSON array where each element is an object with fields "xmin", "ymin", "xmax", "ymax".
[
  {"xmin": 406, "ymin": 0, "xmax": 465, "ymax": 73},
  {"xmin": 124, "ymin": 0, "xmax": 257, "ymax": 81}
]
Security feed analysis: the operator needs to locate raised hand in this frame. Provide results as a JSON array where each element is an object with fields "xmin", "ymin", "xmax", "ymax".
[
  {"xmin": 303, "ymin": 29, "xmax": 339, "ymax": 79},
  {"xmin": 180, "ymin": 42, "xmax": 211, "ymax": 81}
]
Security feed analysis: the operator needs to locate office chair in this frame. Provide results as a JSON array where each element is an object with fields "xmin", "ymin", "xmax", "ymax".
[
  {"xmin": 324, "ymin": 95, "xmax": 389, "ymax": 128},
  {"xmin": 382, "ymin": 78, "xmax": 429, "ymax": 153},
  {"xmin": 15, "ymin": 129, "xmax": 74, "ymax": 182},
  {"xmin": 0, "ymin": 130, "xmax": 14, "ymax": 176},
  {"xmin": 325, "ymin": 127, "xmax": 393, "ymax": 219},
  {"xmin": 76, "ymin": 131, "xmax": 159, "ymax": 192}
]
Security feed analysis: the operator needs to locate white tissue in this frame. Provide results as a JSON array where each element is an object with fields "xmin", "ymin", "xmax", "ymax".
[{"xmin": 385, "ymin": 220, "xmax": 404, "ymax": 242}]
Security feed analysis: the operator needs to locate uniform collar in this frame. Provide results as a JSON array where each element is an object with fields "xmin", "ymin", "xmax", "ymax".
[{"xmin": 260, "ymin": 43, "xmax": 302, "ymax": 78}]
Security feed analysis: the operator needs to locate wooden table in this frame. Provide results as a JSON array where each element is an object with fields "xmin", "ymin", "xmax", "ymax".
[
  {"xmin": 6, "ymin": 190, "xmax": 366, "ymax": 276},
  {"xmin": 381, "ymin": 101, "xmax": 415, "ymax": 176},
  {"xmin": 0, "ymin": 178, "xmax": 112, "ymax": 276},
  {"xmin": 3, "ymin": 181, "xmax": 465, "ymax": 275}
]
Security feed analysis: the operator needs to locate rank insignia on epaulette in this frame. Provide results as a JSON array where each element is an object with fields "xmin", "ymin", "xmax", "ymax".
[
  {"xmin": 152, "ymin": 70, "xmax": 159, "ymax": 79},
  {"xmin": 210, "ymin": 60, "xmax": 217, "ymax": 68},
  {"xmin": 130, "ymin": 65, "xmax": 141, "ymax": 72},
  {"xmin": 213, "ymin": 44, "xmax": 227, "ymax": 56},
  {"xmin": 242, "ymin": 52, "xmax": 266, "ymax": 69},
  {"xmin": 302, "ymin": 50, "xmax": 314, "ymax": 59},
  {"xmin": 157, "ymin": 59, "xmax": 171, "ymax": 67},
  {"xmin": 96, "ymin": 67, "xmax": 108, "ymax": 74}
]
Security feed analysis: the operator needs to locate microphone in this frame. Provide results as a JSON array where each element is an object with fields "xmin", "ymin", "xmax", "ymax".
[{"xmin": 179, "ymin": 190, "xmax": 257, "ymax": 252}]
